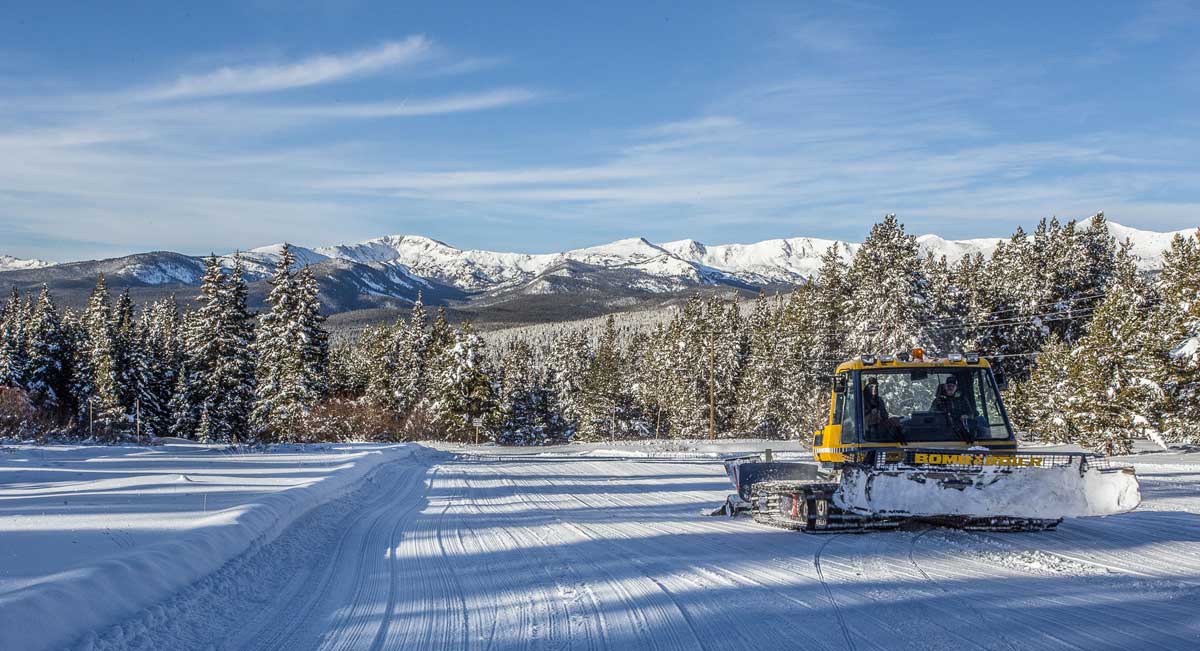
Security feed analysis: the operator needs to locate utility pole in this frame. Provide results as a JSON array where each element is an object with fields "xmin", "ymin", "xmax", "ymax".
[
  {"xmin": 88, "ymin": 398, "xmax": 94, "ymax": 438},
  {"xmin": 135, "ymin": 398, "xmax": 141, "ymax": 444},
  {"xmin": 708, "ymin": 329, "xmax": 716, "ymax": 440}
]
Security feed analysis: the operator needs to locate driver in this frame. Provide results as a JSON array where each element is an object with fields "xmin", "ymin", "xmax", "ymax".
[{"xmin": 931, "ymin": 377, "xmax": 972, "ymax": 419}]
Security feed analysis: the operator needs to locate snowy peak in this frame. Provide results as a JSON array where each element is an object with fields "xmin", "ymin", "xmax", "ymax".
[
  {"xmin": 1105, "ymin": 222, "xmax": 1196, "ymax": 267},
  {"xmin": 0, "ymin": 254, "xmax": 53, "ymax": 271}
]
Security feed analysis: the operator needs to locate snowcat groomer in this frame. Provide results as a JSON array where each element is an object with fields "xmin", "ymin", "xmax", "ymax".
[{"xmin": 715, "ymin": 350, "xmax": 1141, "ymax": 533}]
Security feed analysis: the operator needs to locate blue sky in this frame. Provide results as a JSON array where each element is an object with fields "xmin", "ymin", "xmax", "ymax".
[{"xmin": 1, "ymin": 1, "xmax": 1198, "ymax": 261}]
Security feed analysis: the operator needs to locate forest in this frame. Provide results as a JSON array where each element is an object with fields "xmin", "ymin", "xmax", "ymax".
[{"xmin": 1, "ymin": 214, "xmax": 1197, "ymax": 454}]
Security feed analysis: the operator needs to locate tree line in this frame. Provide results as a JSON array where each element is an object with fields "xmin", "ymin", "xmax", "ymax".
[
  {"xmin": 0, "ymin": 245, "xmax": 327, "ymax": 442},
  {"xmin": 2, "ymin": 214, "xmax": 1197, "ymax": 453}
]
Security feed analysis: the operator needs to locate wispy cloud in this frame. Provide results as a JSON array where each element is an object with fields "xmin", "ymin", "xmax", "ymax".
[
  {"xmin": 138, "ymin": 37, "xmax": 432, "ymax": 100},
  {"xmin": 283, "ymin": 88, "xmax": 541, "ymax": 119}
]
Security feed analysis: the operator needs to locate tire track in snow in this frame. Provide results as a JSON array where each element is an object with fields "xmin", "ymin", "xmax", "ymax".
[
  {"xmin": 363, "ymin": 467, "xmax": 440, "ymax": 651},
  {"xmin": 563, "ymin": 459, "xmax": 838, "ymax": 650},
  {"xmin": 813, "ymin": 536, "xmax": 857, "ymax": 651},
  {"xmin": 472, "ymin": 459, "xmax": 595, "ymax": 651},
  {"xmin": 504, "ymin": 460, "xmax": 699, "ymax": 651}
]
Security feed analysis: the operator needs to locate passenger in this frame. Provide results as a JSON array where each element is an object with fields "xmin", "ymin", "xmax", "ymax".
[{"xmin": 863, "ymin": 377, "xmax": 897, "ymax": 439}]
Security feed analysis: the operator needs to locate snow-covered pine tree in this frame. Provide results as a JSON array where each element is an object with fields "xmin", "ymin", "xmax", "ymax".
[
  {"xmin": 0, "ymin": 288, "xmax": 29, "ymax": 390},
  {"xmin": 843, "ymin": 214, "xmax": 930, "ymax": 355},
  {"xmin": 981, "ymin": 226, "xmax": 1045, "ymax": 380},
  {"xmin": 111, "ymin": 289, "xmax": 138, "ymax": 413},
  {"xmin": 777, "ymin": 284, "xmax": 828, "ymax": 438},
  {"xmin": 735, "ymin": 291, "xmax": 787, "ymax": 437},
  {"xmin": 23, "ymin": 286, "xmax": 70, "ymax": 413},
  {"xmin": 496, "ymin": 339, "xmax": 560, "ymax": 445},
  {"xmin": 923, "ymin": 252, "xmax": 968, "ymax": 354},
  {"xmin": 251, "ymin": 249, "xmax": 330, "ymax": 441},
  {"xmin": 169, "ymin": 310, "xmax": 205, "ymax": 438},
  {"xmin": 1155, "ymin": 230, "xmax": 1200, "ymax": 444},
  {"xmin": 629, "ymin": 324, "xmax": 673, "ymax": 439},
  {"xmin": 577, "ymin": 315, "xmax": 632, "ymax": 441},
  {"xmin": 213, "ymin": 255, "xmax": 256, "ymax": 442},
  {"xmin": 953, "ymin": 252, "xmax": 991, "ymax": 351},
  {"xmin": 545, "ymin": 327, "xmax": 592, "ymax": 437},
  {"xmin": 1061, "ymin": 242, "xmax": 1158, "ymax": 454},
  {"xmin": 1008, "ymin": 333, "xmax": 1074, "ymax": 443},
  {"xmin": 429, "ymin": 326, "xmax": 497, "ymax": 442},
  {"xmin": 663, "ymin": 294, "xmax": 710, "ymax": 438},
  {"xmin": 134, "ymin": 298, "xmax": 180, "ymax": 437},
  {"xmin": 81, "ymin": 275, "xmax": 125, "ymax": 432}
]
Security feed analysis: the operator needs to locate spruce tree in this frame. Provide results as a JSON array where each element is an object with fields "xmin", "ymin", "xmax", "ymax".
[
  {"xmin": 81, "ymin": 275, "xmax": 125, "ymax": 431},
  {"xmin": 429, "ymin": 326, "xmax": 497, "ymax": 442},
  {"xmin": 24, "ymin": 286, "xmax": 69, "ymax": 413},
  {"xmin": 0, "ymin": 288, "xmax": 29, "ymax": 389},
  {"xmin": 735, "ymin": 292, "xmax": 787, "ymax": 437},
  {"xmin": 577, "ymin": 315, "xmax": 630, "ymax": 441},
  {"xmin": 1155, "ymin": 230, "xmax": 1200, "ymax": 444},
  {"xmin": 251, "ymin": 248, "xmax": 330, "ymax": 440},
  {"xmin": 1061, "ymin": 242, "xmax": 1157, "ymax": 454},
  {"xmin": 112, "ymin": 289, "xmax": 138, "ymax": 412},
  {"xmin": 843, "ymin": 214, "xmax": 930, "ymax": 355}
]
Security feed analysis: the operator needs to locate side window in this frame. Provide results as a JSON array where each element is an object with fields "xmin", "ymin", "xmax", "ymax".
[
  {"xmin": 831, "ymin": 375, "xmax": 845, "ymax": 426},
  {"xmin": 841, "ymin": 373, "xmax": 859, "ymax": 442}
]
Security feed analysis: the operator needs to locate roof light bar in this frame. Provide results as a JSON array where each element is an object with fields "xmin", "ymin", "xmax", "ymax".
[
  {"xmin": 965, "ymin": 352, "xmax": 981, "ymax": 364},
  {"xmin": 947, "ymin": 353, "xmax": 964, "ymax": 362},
  {"xmin": 861, "ymin": 354, "xmax": 877, "ymax": 365},
  {"xmin": 896, "ymin": 351, "xmax": 912, "ymax": 362},
  {"xmin": 911, "ymin": 348, "xmax": 925, "ymax": 360}
]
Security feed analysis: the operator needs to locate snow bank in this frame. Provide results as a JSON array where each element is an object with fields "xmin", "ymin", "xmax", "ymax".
[
  {"xmin": 834, "ymin": 465, "xmax": 1141, "ymax": 520},
  {"xmin": 0, "ymin": 443, "xmax": 409, "ymax": 651}
]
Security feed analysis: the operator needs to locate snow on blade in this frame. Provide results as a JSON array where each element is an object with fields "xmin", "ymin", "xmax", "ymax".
[{"xmin": 834, "ymin": 465, "xmax": 1141, "ymax": 520}]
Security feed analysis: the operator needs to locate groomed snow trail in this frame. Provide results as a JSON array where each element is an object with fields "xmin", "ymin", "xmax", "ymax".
[{"xmin": 81, "ymin": 448, "xmax": 1200, "ymax": 650}]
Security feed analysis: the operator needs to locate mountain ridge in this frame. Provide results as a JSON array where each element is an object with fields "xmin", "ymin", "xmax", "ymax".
[{"xmin": 1, "ymin": 221, "xmax": 1194, "ymax": 322}]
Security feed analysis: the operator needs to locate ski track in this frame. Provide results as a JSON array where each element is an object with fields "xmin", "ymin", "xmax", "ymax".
[{"xmin": 74, "ymin": 449, "xmax": 1200, "ymax": 650}]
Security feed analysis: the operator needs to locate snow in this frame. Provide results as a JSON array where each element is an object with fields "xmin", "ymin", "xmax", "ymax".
[
  {"xmin": 1171, "ymin": 335, "xmax": 1200, "ymax": 365},
  {"xmin": 303, "ymin": 220, "xmax": 1192, "ymax": 292},
  {"xmin": 5, "ymin": 439, "xmax": 1199, "ymax": 650},
  {"xmin": 0, "ymin": 255, "xmax": 54, "ymax": 271},
  {"xmin": 0, "ymin": 442, "xmax": 409, "ymax": 650},
  {"xmin": 835, "ymin": 464, "xmax": 1142, "ymax": 519}
]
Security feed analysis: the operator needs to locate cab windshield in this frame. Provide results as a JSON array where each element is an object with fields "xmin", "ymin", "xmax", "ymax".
[{"xmin": 842, "ymin": 367, "xmax": 1012, "ymax": 443}]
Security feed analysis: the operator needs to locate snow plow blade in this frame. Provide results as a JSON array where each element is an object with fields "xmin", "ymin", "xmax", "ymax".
[{"xmin": 834, "ymin": 449, "xmax": 1141, "ymax": 523}]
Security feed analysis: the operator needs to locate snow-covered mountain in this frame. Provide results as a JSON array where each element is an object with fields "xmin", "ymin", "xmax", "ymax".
[
  {"xmin": 295, "ymin": 220, "xmax": 1191, "ymax": 292},
  {"xmin": 0, "ymin": 255, "xmax": 53, "ymax": 272},
  {"xmin": 1, "ymin": 221, "xmax": 1193, "ymax": 319}
]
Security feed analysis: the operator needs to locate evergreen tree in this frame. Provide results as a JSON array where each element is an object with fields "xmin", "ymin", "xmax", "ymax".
[
  {"xmin": 735, "ymin": 292, "xmax": 787, "ymax": 437},
  {"xmin": 496, "ymin": 339, "xmax": 565, "ymax": 444},
  {"xmin": 923, "ymin": 253, "xmax": 968, "ymax": 353},
  {"xmin": 0, "ymin": 288, "xmax": 29, "ymax": 389},
  {"xmin": 546, "ymin": 328, "xmax": 592, "ymax": 436},
  {"xmin": 135, "ymin": 298, "xmax": 180, "ymax": 437},
  {"xmin": 214, "ymin": 256, "xmax": 256, "ymax": 441},
  {"xmin": 24, "ymin": 286, "xmax": 69, "ymax": 413},
  {"xmin": 1009, "ymin": 334, "xmax": 1074, "ymax": 442},
  {"xmin": 251, "ymin": 248, "xmax": 330, "ymax": 440},
  {"xmin": 1155, "ymin": 230, "xmax": 1200, "ymax": 444},
  {"xmin": 1060, "ymin": 242, "xmax": 1157, "ymax": 454},
  {"xmin": 577, "ymin": 315, "xmax": 634, "ymax": 441},
  {"xmin": 843, "ymin": 214, "xmax": 930, "ymax": 355},
  {"xmin": 111, "ymin": 289, "xmax": 138, "ymax": 412},
  {"xmin": 170, "ymin": 310, "xmax": 205, "ymax": 437},
  {"xmin": 81, "ymin": 275, "xmax": 124, "ymax": 431},
  {"xmin": 429, "ymin": 327, "xmax": 497, "ymax": 442}
]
